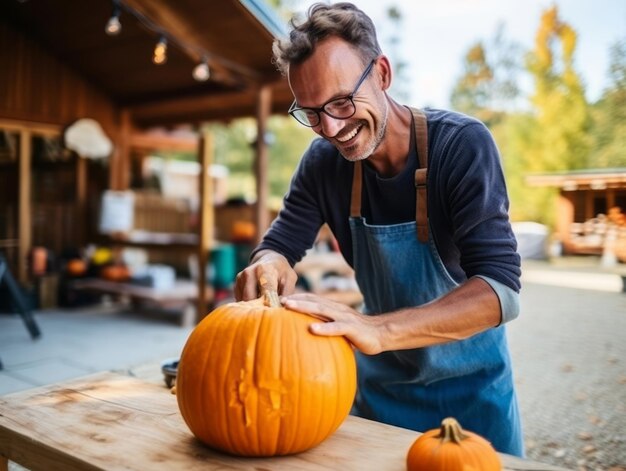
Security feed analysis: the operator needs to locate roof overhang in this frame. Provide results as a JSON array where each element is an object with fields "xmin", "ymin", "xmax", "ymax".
[
  {"xmin": 526, "ymin": 169, "xmax": 626, "ymax": 191},
  {"xmin": 3, "ymin": 0, "xmax": 294, "ymax": 127}
]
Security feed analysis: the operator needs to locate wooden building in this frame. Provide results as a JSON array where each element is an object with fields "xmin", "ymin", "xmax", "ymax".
[
  {"xmin": 526, "ymin": 169, "xmax": 626, "ymax": 257},
  {"xmin": 1, "ymin": 0, "xmax": 295, "ymax": 317}
]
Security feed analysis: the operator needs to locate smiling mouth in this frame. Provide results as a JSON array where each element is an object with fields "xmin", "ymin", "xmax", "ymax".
[{"xmin": 335, "ymin": 124, "xmax": 363, "ymax": 143}]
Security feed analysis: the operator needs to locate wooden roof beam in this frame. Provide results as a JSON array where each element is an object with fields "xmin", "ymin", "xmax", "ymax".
[
  {"xmin": 131, "ymin": 132, "xmax": 198, "ymax": 152},
  {"xmin": 121, "ymin": 0, "xmax": 261, "ymax": 88},
  {"xmin": 128, "ymin": 82, "xmax": 293, "ymax": 126}
]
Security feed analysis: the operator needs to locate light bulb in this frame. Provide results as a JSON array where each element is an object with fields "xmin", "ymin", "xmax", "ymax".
[
  {"xmin": 105, "ymin": 3, "xmax": 121, "ymax": 36},
  {"xmin": 105, "ymin": 15, "xmax": 121, "ymax": 35},
  {"xmin": 192, "ymin": 61, "xmax": 210, "ymax": 81},
  {"xmin": 153, "ymin": 37, "xmax": 168, "ymax": 65}
]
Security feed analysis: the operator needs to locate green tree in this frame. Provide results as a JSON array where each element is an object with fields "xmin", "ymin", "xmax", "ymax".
[
  {"xmin": 588, "ymin": 39, "xmax": 626, "ymax": 168},
  {"xmin": 203, "ymin": 117, "xmax": 313, "ymax": 207},
  {"xmin": 450, "ymin": 42, "xmax": 494, "ymax": 121},
  {"xmin": 450, "ymin": 24, "xmax": 522, "ymax": 127},
  {"xmin": 267, "ymin": 116, "xmax": 315, "ymax": 206}
]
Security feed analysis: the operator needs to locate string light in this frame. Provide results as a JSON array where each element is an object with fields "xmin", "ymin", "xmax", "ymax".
[
  {"xmin": 192, "ymin": 58, "xmax": 210, "ymax": 82},
  {"xmin": 152, "ymin": 36, "xmax": 168, "ymax": 65},
  {"xmin": 104, "ymin": 0, "xmax": 218, "ymax": 81},
  {"xmin": 104, "ymin": 1, "xmax": 122, "ymax": 36}
]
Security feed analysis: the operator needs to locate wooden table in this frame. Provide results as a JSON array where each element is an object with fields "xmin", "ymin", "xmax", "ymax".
[{"xmin": 0, "ymin": 372, "xmax": 569, "ymax": 471}]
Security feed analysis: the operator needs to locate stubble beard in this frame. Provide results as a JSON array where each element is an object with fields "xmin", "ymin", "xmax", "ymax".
[{"xmin": 342, "ymin": 99, "xmax": 389, "ymax": 162}]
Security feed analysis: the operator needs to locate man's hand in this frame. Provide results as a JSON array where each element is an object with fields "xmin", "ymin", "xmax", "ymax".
[
  {"xmin": 281, "ymin": 292, "xmax": 385, "ymax": 355},
  {"xmin": 234, "ymin": 250, "xmax": 299, "ymax": 301}
]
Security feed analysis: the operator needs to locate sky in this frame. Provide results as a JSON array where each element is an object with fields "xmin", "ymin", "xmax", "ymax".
[{"xmin": 294, "ymin": 0, "xmax": 626, "ymax": 109}]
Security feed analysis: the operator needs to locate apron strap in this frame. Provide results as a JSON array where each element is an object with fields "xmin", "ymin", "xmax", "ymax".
[
  {"xmin": 349, "ymin": 108, "xmax": 429, "ymax": 242},
  {"xmin": 411, "ymin": 108, "xmax": 429, "ymax": 243},
  {"xmin": 350, "ymin": 159, "xmax": 363, "ymax": 218}
]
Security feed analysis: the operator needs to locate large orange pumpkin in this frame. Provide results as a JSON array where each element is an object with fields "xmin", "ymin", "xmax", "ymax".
[
  {"xmin": 176, "ymin": 291, "xmax": 357, "ymax": 456},
  {"xmin": 406, "ymin": 417, "xmax": 501, "ymax": 471}
]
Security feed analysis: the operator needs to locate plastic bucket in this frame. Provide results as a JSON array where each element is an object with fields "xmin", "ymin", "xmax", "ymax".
[{"xmin": 210, "ymin": 243, "xmax": 236, "ymax": 289}]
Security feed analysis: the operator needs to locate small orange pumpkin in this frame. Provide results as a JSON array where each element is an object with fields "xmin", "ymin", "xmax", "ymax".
[
  {"xmin": 176, "ymin": 290, "xmax": 357, "ymax": 457},
  {"xmin": 100, "ymin": 264, "xmax": 130, "ymax": 282},
  {"xmin": 406, "ymin": 417, "xmax": 501, "ymax": 471},
  {"xmin": 231, "ymin": 220, "xmax": 256, "ymax": 242},
  {"xmin": 66, "ymin": 258, "xmax": 87, "ymax": 276}
]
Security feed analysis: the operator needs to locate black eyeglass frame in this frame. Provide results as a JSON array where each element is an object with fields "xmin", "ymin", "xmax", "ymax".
[{"xmin": 288, "ymin": 59, "xmax": 376, "ymax": 127}]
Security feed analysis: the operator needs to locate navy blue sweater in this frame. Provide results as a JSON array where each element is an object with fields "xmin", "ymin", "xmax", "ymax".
[{"xmin": 255, "ymin": 109, "xmax": 521, "ymax": 296}]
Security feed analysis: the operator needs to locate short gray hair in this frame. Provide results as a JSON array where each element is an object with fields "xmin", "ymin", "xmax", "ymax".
[{"xmin": 272, "ymin": 2, "xmax": 382, "ymax": 75}]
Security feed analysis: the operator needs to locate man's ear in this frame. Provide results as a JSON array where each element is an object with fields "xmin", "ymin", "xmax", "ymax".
[{"xmin": 376, "ymin": 55, "xmax": 393, "ymax": 91}]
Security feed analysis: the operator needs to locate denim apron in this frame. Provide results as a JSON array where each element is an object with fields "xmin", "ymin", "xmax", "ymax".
[{"xmin": 348, "ymin": 108, "xmax": 524, "ymax": 456}]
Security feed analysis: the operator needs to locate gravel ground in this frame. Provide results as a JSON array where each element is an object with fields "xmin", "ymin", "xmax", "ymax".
[{"xmin": 508, "ymin": 278, "xmax": 626, "ymax": 471}]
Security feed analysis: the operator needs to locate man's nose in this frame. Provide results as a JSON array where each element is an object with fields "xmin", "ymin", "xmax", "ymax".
[{"xmin": 317, "ymin": 112, "xmax": 345, "ymax": 138}]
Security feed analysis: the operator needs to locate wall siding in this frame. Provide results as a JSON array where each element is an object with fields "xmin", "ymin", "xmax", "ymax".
[{"xmin": 0, "ymin": 18, "xmax": 119, "ymax": 137}]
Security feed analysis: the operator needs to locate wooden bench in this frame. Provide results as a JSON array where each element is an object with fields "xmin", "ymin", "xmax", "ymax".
[{"xmin": 70, "ymin": 278, "xmax": 214, "ymax": 327}]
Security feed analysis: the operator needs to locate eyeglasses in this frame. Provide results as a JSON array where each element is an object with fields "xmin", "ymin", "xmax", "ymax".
[{"xmin": 289, "ymin": 59, "xmax": 376, "ymax": 127}]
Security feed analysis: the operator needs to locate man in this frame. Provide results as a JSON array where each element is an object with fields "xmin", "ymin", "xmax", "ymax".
[{"xmin": 235, "ymin": 2, "xmax": 523, "ymax": 456}]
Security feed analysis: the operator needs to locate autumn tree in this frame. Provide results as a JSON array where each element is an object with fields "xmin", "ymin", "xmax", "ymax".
[
  {"xmin": 525, "ymin": 5, "xmax": 591, "ymax": 172},
  {"xmin": 500, "ymin": 6, "xmax": 591, "ymax": 225}
]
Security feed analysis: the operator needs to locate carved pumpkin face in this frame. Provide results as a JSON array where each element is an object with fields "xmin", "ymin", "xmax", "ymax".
[{"xmin": 176, "ymin": 297, "xmax": 357, "ymax": 457}]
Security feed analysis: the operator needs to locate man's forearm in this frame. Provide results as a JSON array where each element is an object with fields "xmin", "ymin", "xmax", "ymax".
[{"xmin": 379, "ymin": 277, "xmax": 501, "ymax": 351}]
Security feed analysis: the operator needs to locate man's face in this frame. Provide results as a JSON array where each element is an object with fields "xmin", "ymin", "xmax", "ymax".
[{"xmin": 288, "ymin": 37, "xmax": 388, "ymax": 162}]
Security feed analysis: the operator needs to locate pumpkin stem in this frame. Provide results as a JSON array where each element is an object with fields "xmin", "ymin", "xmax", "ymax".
[
  {"xmin": 259, "ymin": 274, "xmax": 281, "ymax": 308},
  {"xmin": 262, "ymin": 289, "xmax": 281, "ymax": 308},
  {"xmin": 437, "ymin": 417, "xmax": 468, "ymax": 444}
]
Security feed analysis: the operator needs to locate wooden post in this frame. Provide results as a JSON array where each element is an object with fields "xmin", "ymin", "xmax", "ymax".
[
  {"xmin": 197, "ymin": 132, "xmax": 214, "ymax": 322},
  {"xmin": 254, "ymin": 85, "xmax": 272, "ymax": 245},
  {"xmin": 18, "ymin": 129, "xmax": 31, "ymax": 284},
  {"xmin": 110, "ymin": 109, "xmax": 132, "ymax": 190},
  {"xmin": 556, "ymin": 193, "xmax": 574, "ymax": 247},
  {"xmin": 76, "ymin": 156, "xmax": 87, "ymax": 247}
]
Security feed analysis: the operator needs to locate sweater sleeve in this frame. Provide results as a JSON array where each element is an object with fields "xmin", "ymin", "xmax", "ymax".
[
  {"xmin": 437, "ymin": 120, "xmax": 521, "ymax": 294},
  {"xmin": 475, "ymin": 275, "xmax": 520, "ymax": 325}
]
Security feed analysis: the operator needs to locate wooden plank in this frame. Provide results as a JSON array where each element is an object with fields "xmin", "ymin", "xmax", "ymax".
[
  {"xmin": 110, "ymin": 109, "xmax": 132, "ymax": 191},
  {"xmin": 0, "ymin": 373, "xmax": 569, "ymax": 471},
  {"xmin": 17, "ymin": 129, "xmax": 31, "ymax": 284},
  {"xmin": 76, "ymin": 156, "xmax": 87, "ymax": 247},
  {"xmin": 254, "ymin": 85, "xmax": 272, "ymax": 245},
  {"xmin": 0, "ymin": 119, "xmax": 61, "ymax": 136},
  {"xmin": 131, "ymin": 132, "xmax": 198, "ymax": 153},
  {"xmin": 128, "ymin": 78, "xmax": 293, "ymax": 129},
  {"xmin": 70, "ymin": 279, "xmax": 211, "ymax": 303},
  {"xmin": 0, "ymin": 21, "xmax": 117, "ymax": 135},
  {"xmin": 197, "ymin": 132, "xmax": 214, "ymax": 322}
]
